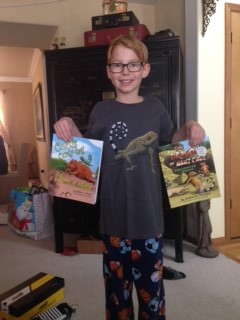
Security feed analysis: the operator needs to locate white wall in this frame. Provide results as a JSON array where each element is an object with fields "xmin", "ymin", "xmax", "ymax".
[
  {"xmin": 0, "ymin": 0, "xmax": 155, "ymax": 48},
  {"xmin": 185, "ymin": 0, "xmax": 240, "ymax": 239},
  {"xmin": 154, "ymin": 0, "xmax": 185, "ymax": 52}
]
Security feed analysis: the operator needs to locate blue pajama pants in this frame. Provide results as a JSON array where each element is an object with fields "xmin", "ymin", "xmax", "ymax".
[{"xmin": 102, "ymin": 235, "xmax": 165, "ymax": 320}]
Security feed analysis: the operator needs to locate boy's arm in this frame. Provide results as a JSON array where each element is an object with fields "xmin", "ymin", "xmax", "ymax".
[
  {"xmin": 172, "ymin": 120, "xmax": 205, "ymax": 147},
  {"xmin": 54, "ymin": 117, "xmax": 82, "ymax": 141}
]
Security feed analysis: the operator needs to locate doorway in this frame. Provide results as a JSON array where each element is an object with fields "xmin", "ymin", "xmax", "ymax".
[
  {"xmin": 225, "ymin": 3, "xmax": 240, "ymax": 242},
  {"xmin": 0, "ymin": 21, "xmax": 58, "ymax": 187}
]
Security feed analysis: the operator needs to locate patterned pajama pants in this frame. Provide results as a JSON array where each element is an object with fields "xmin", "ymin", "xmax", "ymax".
[{"xmin": 102, "ymin": 235, "xmax": 165, "ymax": 320}]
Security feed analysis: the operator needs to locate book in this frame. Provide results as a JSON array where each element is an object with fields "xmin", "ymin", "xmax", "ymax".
[
  {"xmin": 158, "ymin": 136, "xmax": 221, "ymax": 208},
  {"xmin": 49, "ymin": 134, "xmax": 103, "ymax": 205}
]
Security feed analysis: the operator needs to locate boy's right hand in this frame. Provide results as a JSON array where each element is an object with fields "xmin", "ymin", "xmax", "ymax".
[{"xmin": 54, "ymin": 117, "xmax": 82, "ymax": 141}]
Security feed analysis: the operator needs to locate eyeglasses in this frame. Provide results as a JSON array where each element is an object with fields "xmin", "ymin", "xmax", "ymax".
[{"xmin": 108, "ymin": 62, "xmax": 143, "ymax": 73}]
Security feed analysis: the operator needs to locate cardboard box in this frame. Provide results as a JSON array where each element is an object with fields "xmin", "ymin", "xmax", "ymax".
[
  {"xmin": 0, "ymin": 273, "xmax": 64, "ymax": 320},
  {"xmin": 77, "ymin": 239, "xmax": 104, "ymax": 254}
]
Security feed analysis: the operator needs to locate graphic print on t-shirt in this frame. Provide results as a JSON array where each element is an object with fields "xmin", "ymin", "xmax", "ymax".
[{"xmin": 109, "ymin": 122, "xmax": 158, "ymax": 174}]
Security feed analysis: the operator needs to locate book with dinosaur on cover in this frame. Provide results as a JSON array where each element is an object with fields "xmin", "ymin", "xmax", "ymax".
[
  {"xmin": 158, "ymin": 136, "xmax": 221, "ymax": 208},
  {"xmin": 49, "ymin": 134, "xmax": 103, "ymax": 205}
]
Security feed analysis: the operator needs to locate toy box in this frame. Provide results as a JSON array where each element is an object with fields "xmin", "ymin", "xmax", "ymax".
[{"xmin": 0, "ymin": 273, "xmax": 64, "ymax": 320}]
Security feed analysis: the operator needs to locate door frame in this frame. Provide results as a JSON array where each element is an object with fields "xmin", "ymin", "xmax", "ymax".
[{"xmin": 225, "ymin": 3, "xmax": 240, "ymax": 243}]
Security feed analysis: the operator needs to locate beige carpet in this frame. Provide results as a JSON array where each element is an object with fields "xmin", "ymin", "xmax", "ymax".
[{"xmin": 1, "ymin": 225, "xmax": 240, "ymax": 320}]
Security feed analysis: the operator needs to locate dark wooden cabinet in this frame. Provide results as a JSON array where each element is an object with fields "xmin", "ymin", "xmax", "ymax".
[{"xmin": 45, "ymin": 37, "xmax": 185, "ymax": 261}]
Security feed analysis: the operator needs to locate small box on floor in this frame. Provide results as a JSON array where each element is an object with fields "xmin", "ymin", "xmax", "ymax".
[
  {"xmin": 0, "ymin": 273, "xmax": 64, "ymax": 320},
  {"xmin": 77, "ymin": 238, "xmax": 104, "ymax": 254}
]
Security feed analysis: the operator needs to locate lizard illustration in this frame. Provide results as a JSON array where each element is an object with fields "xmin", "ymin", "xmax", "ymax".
[{"xmin": 114, "ymin": 131, "xmax": 158, "ymax": 174}]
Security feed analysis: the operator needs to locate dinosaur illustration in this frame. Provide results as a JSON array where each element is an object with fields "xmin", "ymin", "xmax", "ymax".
[{"xmin": 114, "ymin": 131, "xmax": 158, "ymax": 174}]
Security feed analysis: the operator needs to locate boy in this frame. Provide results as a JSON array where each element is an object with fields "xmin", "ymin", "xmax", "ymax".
[{"xmin": 54, "ymin": 35, "xmax": 205, "ymax": 320}]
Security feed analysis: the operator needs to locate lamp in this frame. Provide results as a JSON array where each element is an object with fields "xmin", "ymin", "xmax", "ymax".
[{"xmin": 202, "ymin": 0, "xmax": 219, "ymax": 37}]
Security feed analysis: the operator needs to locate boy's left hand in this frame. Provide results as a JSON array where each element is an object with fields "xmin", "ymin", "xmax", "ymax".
[
  {"xmin": 172, "ymin": 120, "xmax": 206, "ymax": 147},
  {"xmin": 186, "ymin": 120, "xmax": 205, "ymax": 147}
]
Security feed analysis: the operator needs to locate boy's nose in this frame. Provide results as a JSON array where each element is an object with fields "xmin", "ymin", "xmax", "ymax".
[{"xmin": 122, "ymin": 65, "xmax": 130, "ymax": 74}]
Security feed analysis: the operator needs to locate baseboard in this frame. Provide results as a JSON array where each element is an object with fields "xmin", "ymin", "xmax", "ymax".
[
  {"xmin": 185, "ymin": 235, "xmax": 227, "ymax": 246},
  {"xmin": 184, "ymin": 235, "xmax": 198, "ymax": 245},
  {"xmin": 212, "ymin": 237, "xmax": 226, "ymax": 246}
]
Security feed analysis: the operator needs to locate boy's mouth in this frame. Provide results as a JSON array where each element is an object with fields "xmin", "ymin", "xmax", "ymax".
[{"xmin": 120, "ymin": 79, "xmax": 132, "ymax": 84}]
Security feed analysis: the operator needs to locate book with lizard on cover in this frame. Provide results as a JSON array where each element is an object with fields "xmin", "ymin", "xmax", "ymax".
[
  {"xmin": 158, "ymin": 136, "xmax": 221, "ymax": 208},
  {"xmin": 49, "ymin": 134, "xmax": 103, "ymax": 205}
]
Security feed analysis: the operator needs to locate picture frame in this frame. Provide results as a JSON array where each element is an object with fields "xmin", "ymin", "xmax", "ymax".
[{"xmin": 33, "ymin": 83, "xmax": 45, "ymax": 141}]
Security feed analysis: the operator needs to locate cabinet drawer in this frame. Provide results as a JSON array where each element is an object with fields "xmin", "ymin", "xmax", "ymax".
[{"xmin": 53, "ymin": 197, "xmax": 100, "ymax": 234}]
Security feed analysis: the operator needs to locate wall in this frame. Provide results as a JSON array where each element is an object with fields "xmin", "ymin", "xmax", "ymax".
[
  {"xmin": 185, "ymin": 0, "xmax": 240, "ymax": 239},
  {"xmin": 0, "ymin": 1, "xmax": 155, "ymax": 48},
  {"xmin": 31, "ymin": 50, "xmax": 50, "ymax": 186},
  {"xmin": 0, "ymin": 1, "xmax": 156, "ymax": 187},
  {"xmin": 0, "ymin": 82, "xmax": 36, "ymax": 163},
  {"xmin": 154, "ymin": 0, "xmax": 185, "ymax": 52}
]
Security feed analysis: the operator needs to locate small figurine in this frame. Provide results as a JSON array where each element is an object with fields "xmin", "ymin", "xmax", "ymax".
[{"xmin": 193, "ymin": 200, "xmax": 219, "ymax": 258}]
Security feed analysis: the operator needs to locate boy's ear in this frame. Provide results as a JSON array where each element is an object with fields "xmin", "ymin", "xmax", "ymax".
[
  {"xmin": 106, "ymin": 65, "xmax": 111, "ymax": 79},
  {"xmin": 142, "ymin": 63, "xmax": 151, "ymax": 79}
]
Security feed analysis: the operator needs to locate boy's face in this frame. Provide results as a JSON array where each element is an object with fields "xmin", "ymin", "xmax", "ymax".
[{"xmin": 106, "ymin": 44, "xmax": 150, "ymax": 101}]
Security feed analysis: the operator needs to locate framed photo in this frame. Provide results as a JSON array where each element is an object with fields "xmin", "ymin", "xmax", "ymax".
[{"xmin": 33, "ymin": 83, "xmax": 45, "ymax": 141}]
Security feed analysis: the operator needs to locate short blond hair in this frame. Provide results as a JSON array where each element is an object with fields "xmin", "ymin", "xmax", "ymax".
[{"xmin": 107, "ymin": 35, "xmax": 149, "ymax": 64}]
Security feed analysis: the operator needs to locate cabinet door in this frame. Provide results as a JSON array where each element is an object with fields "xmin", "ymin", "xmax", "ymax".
[
  {"xmin": 142, "ymin": 38, "xmax": 183, "ymax": 129},
  {"xmin": 46, "ymin": 38, "xmax": 183, "ymax": 134},
  {"xmin": 45, "ymin": 46, "xmax": 115, "ymax": 137}
]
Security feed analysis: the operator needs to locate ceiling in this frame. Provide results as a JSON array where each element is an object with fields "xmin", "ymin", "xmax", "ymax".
[
  {"xmin": 0, "ymin": 47, "xmax": 36, "ymax": 80},
  {"xmin": 0, "ymin": 21, "xmax": 58, "ymax": 81}
]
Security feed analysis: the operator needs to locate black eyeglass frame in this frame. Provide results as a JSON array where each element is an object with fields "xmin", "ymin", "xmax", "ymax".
[{"xmin": 108, "ymin": 62, "xmax": 144, "ymax": 73}]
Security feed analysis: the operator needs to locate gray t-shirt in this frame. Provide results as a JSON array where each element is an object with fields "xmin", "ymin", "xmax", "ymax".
[{"xmin": 85, "ymin": 95, "xmax": 173, "ymax": 239}]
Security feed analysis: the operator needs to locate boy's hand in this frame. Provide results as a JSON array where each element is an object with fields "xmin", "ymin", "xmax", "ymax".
[
  {"xmin": 172, "ymin": 120, "xmax": 205, "ymax": 147},
  {"xmin": 54, "ymin": 117, "xmax": 82, "ymax": 141},
  {"xmin": 186, "ymin": 120, "xmax": 206, "ymax": 147}
]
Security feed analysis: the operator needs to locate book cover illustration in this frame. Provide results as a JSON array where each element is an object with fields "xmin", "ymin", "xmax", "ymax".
[
  {"xmin": 158, "ymin": 136, "xmax": 221, "ymax": 208},
  {"xmin": 49, "ymin": 134, "xmax": 103, "ymax": 205}
]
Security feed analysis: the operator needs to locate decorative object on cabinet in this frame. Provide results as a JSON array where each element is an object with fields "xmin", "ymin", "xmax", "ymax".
[
  {"xmin": 102, "ymin": 0, "xmax": 128, "ymax": 15},
  {"xmin": 84, "ymin": 24, "xmax": 150, "ymax": 47},
  {"xmin": 45, "ymin": 37, "xmax": 185, "ymax": 262},
  {"xmin": 202, "ymin": 0, "xmax": 219, "ymax": 37},
  {"xmin": 146, "ymin": 28, "xmax": 175, "ymax": 40},
  {"xmin": 33, "ymin": 83, "xmax": 45, "ymax": 142},
  {"xmin": 92, "ymin": 11, "xmax": 139, "ymax": 30}
]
